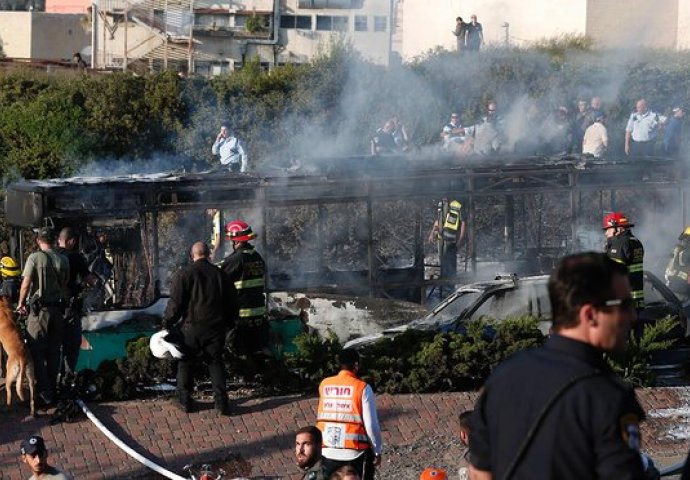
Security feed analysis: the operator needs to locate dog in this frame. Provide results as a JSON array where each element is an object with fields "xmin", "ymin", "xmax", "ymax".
[{"xmin": 0, "ymin": 296, "xmax": 35, "ymax": 416}]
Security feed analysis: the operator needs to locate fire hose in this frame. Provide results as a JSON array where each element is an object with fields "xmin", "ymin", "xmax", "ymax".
[{"xmin": 76, "ymin": 398, "xmax": 187, "ymax": 480}]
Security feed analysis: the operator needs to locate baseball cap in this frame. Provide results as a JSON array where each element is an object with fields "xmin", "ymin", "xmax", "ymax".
[{"xmin": 20, "ymin": 435, "xmax": 46, "ymax": 455}]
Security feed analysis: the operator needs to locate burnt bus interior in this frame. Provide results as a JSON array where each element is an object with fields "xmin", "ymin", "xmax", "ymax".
[{"xmin": 4, "ymin": 155, "xmax": 688, "ymax": 309}]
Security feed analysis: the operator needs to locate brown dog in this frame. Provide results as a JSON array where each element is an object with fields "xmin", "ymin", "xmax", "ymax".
[{"xmin": 0, "ymin": 296, "xmax": 35, "ymax": 416}]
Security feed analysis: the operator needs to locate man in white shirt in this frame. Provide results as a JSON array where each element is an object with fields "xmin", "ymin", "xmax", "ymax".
[
  {"xmin": 582, "ymin": 112, "xmax": 608, "ymax": 158},
  {"xmin": 211, "ymin": 124, "xmax": 248, "ymax": 172},
  {"xmin": 625, "ymin": 99, "xmax": 659, "ymax": 157},
  {"xmin": 316, "ymin": 349, "xmax": 383, "ymax": 480}
]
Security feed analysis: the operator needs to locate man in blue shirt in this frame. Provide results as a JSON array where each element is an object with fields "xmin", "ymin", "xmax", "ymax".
[{"xmin": 663, "ymin": 106, "xmax": 684, "ymax": 157}]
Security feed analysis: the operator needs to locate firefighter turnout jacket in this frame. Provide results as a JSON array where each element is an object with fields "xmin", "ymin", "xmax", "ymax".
[
  {"xmin": 221, "ymin": 243, "xmax": 267, "ymax": 321},
  {"xmin": 605, "ymin": 229, "xmax": 645, "ymax": 309},
  {"xmin": 317, "ymin": 370, "xmax": 371, "ymax": 452},
  {"xmin": 666, "ymin": 239, "xmax": 690, "ymax": 294},
  {"xmin": 441, "ymin": 200, "xmax": 464, "ymax": 243}
]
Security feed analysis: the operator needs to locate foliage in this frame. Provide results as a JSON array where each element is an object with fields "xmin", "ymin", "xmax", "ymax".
[
  {"xmin": 606, "ymin": 316, "xmax": 678, "ymax": 387},
  {"xmin": 244, "ymin": 14, "xmax": 266, "ymax": 33},
  {"xmin": 286, "ymin": 329, "xmax": 342, "ymax": 383},
  {"xmin": 360, "ymin": 316, "xmax": 545, "ymax": 393},
  {"xmin": 97, "ymin": 335, "xmax": 174, "ymax": 400}
]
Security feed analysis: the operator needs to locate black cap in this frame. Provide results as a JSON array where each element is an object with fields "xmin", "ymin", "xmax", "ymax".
[{"xmin": 20, "ymin": 435, "xmax": 46, "ymax": 455}]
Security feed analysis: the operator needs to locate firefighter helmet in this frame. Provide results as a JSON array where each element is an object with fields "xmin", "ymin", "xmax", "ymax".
[
  {"xmin": 449, "ymin": 200, "xmax": 462, "ymax": 210},
  {"xmin": 0, "ymin": 256, "xmax": 20, "ymax": 278},
  {"xmin": 602, "ymin": 212, "xmax": 634, "ymax": 230},
  {"xmin": 149, "ymin": 330, "xmax": 185, "ymax": 359},
  {"xmin": 420, "ymin": 468, "xmax": 448, "ymax": 480},
  {"xmin": 225, "ymin": 220, "xmax": 257, "ymax": 242},
  {"xmin": 681, "ymin": 225, "xmax": 690, "ymax": 239}
]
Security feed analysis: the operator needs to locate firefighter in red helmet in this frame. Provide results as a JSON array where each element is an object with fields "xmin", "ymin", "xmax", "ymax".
[
  {"xmin": 220, "ymin": 220, "xmax": 269, "ymax": 359},
  {"xmin": 602, "ymin": 212, "xmax": 644, "ymax": 309}
]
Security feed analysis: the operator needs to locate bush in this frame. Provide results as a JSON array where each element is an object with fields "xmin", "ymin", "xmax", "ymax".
[{"xmin": 606, "ymin": 316, "xmax": 678, "ymax": 387}]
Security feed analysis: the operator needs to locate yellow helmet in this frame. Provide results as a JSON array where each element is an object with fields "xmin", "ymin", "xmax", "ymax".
[
  {"xmin": 684, "ymin": 226, "xmax": 690, "ymax": 237},
  {"xmin": 0, "ymin": 256, "xmax": 20, "ymax": 278},
  {"xmin": 449, "ymin": 200, "xmax": 462, "ymax": 210}
]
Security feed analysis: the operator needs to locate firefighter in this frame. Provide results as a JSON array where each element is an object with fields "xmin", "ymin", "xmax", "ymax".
[
  {"xmin": 0, "ymin": 256, "xmax": 21, "ymax": 305},
  {"xmin": 665, "ymin": 226, "xmax": 690, "ymax": 298},
  {"xmin": 427, "ymin": 199, "xmax": 466, "ymax": 296},
  {"xmin": 602, "ymin": 212, "xmax": 644, "ymax": 309},
  {"xmin": 220, "ymin": 220, "xmax": 269, "ymax": 358}
]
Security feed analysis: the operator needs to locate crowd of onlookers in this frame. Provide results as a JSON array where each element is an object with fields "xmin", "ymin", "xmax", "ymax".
[{"xmin": 371, "ymin": 95, "xmax": 686, "ymax": 159}]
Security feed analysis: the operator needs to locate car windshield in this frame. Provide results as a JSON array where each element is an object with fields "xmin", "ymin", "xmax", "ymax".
[{"xmin": 414, "ymin": 289, "xmax": 483, "ymax": 328}]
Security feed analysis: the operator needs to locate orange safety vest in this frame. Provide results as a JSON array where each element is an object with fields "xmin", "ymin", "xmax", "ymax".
[{"xmin": 316, "ymin": 370, "xmax": 370, "ymax": 451}]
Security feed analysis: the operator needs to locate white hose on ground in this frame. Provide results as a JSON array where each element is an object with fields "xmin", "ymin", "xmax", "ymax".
[{"xmin": 76, "ymin": 399, "xmax": 187, "ymax": 480}]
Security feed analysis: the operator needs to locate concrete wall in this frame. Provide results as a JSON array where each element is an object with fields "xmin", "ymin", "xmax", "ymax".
[
  {"xmin": 586, "ymin": 0, "xmax": 678, "ymax": 49},
  {"xmin": 400, "ymin": 0, "xmax": 586, "ymax": 59},
  {"xmin": 31, "ymin": 13, "xmax": 89, "ymax": 60},
  {"xmin": 0, "ymin": 12, "xmax": 32, "ymax": 57}
]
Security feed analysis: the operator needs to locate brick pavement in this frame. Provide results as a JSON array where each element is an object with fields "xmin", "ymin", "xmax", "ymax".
[{"xmin": 1, "ymin": 388, "xmax": 689, "ymax": 479}]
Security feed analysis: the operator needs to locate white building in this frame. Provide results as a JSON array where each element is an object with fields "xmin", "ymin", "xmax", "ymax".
[{"xmin": 90, "ymin": 0, "xmax": 395, "ymax": 73}]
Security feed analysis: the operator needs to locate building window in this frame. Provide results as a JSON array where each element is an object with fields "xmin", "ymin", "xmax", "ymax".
[
  {"xmin": 354, "ymin": 15, "xmax": 367, "ymax": 32},
  {"xmin": 374, "ymin": 15, "xmax": 386, "ymax": 32},
  {"xmin": 332, "ymin": 16, "xmax": 348, "ymax": 31},
  {"xmin": 235, "ymin": 15, "xmax": 247, "ymax": 28},
  {"xmin": 316, "ymin": 15, "xmax": 348, "ymax": 31},
  {"xmin": 316, "ymin": 15, "xmax": 331, "ymax": 31},
  {"xmin": 281, "ymin": 14, "xmax": 312, "ymax": 29},
  {"xmin": 298, "ymin": 0, "xmax": 353, "ymax": 9},
  {"xmin": 296, "ymin": 15, "xmax": 312, "ymax": 29}
]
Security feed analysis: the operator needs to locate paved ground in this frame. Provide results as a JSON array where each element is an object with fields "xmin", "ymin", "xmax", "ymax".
[{"xmin": 1, "ymin": 388, "xmax": 689, "ymax": 479}]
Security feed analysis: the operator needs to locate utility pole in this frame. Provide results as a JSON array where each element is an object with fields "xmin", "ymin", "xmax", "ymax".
[
  {"xmin": 91, "ymin": 1, "xmax": 98, "ymax": 68},
  {"xmin": 502, "ymin": 22, "xmax": 509, "ymax": 47}
]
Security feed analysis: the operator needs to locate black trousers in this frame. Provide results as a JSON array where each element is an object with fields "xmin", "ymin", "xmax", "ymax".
[
  {"xmin": 177, "ymin": 328, "xmax": 227, "ymax": 405},
  {"xmin": 62, "ymin": 307, "xmax": 82, "ymax": 376},
  {"xmin": 323, "ymin": 449, "xmax": 375, "ymax": 480},
  {"xmin": 630, "ymin": 140, "xmax": 654, "ymax": 156}
]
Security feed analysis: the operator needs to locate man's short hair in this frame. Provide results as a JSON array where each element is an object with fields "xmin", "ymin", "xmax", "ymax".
[
  {"xmin": 296, "ymin": 425, "xmax": 322, "ymax": 444},
  {"xmin": 548, "ymin": 252, "xmax": 628, "ymax": 330},
  {"xmin": 59, "ymin": 226, "xmax": 77, "ymax": 242},
  {"xmin": 36, "ymin": 227, "xmax": 54, "ymax": 243},
  {"xmin": 329, "ymin": 465, "xmax": 359, "ymax": 479},
  {"xmin": 339, "ymin": 348, "xmax": 360, "ymax": 370},
  {"xmin": 458, "ymin": 410, "xmax": 472, "ymax": 432}
]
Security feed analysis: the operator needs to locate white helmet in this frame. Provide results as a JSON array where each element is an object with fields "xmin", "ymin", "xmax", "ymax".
[{"xmin": 149, "ymin": 330, "xmax": 185, "ymax": 359}]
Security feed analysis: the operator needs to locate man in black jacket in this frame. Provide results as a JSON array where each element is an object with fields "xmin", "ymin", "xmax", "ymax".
[
  {"xmin": 603, "ymin": 212, "xmax": 644, "ymax": 310},
  {"xmin": 163, "ymin": 241, "xmax": 238, "ymax": 415}
]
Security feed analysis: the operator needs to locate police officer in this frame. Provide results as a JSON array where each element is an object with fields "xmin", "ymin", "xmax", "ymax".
[
  {"xmin": 220, "ymin": 220, "xmax": 269, "ymax": 358},
  {"xmin": 666, "ymin": 226, "xmax": 690, "ymax": 298},
  {"xmin": 428, "ymin": 198, "xmax": 466, "ymax": 297},
  {"xmin": 469, "ymin": 252, "xmax": 646, "ymax": 479},
  {"xmin": 163, "ymin": 241, "xmax": 238, "ymax": 415},
  {"xmin": 603, "ymin": 212, "xmax": 644, "ymax": 309}
]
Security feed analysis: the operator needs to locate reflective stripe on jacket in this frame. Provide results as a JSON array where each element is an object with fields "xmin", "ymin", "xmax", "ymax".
[
  {"xmin": 317, "ymin": 370, "xmax": 370, "ymax": 451},
  {"xmin": 442, "ymin": 202, "xmax": 463, "ymax": 242},
  {"xmin": 221, "ymin": 245, "xmax": 266, "ymax": 320}
]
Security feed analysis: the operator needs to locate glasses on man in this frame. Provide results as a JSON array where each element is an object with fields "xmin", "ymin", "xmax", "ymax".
[{"xmin": 596, "ymin": 298, "xmax": 636, "ymax": 311}]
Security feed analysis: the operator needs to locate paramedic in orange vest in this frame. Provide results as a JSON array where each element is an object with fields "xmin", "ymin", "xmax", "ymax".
[{"xmin": 316, "ymin": 349, "xmax": 383, "ymax": 480}]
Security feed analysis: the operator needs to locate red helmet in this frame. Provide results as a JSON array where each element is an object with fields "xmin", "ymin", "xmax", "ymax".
[
  {"xmin": 602, "ymin": 212, "xmax": 634, "ymax": 230},
  {"xmin": 225, "ymin": 220, "xmax": 257, "ymax": 242},
  {"xmin": 420, "ymin": 468, "xmax": 448, "ymax": 480}
]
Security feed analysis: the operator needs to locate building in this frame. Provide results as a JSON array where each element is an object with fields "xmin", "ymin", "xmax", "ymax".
[
  {"xmin": 0, "ymin": 12, "xmax": 88, "ymax": 60},
  {"xmin": 89, "ymin": 0, "xmax": 395, "ymax": 73}
]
